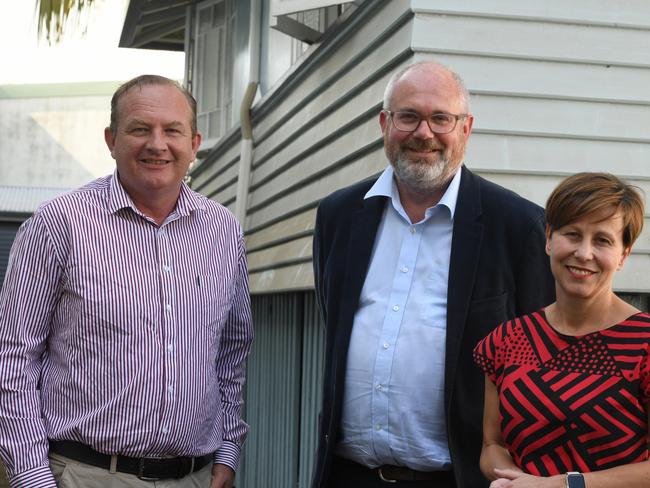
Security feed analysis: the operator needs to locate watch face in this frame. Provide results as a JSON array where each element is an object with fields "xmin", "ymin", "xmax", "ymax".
[{"xmin": 567, "ymin": 473, "xmax": 586, "ymax": 488}]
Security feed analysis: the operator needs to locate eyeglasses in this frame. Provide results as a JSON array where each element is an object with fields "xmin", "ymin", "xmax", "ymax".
[{"xmin": 384, "ymin": 110, "xmax": 467, "ymax": 134}]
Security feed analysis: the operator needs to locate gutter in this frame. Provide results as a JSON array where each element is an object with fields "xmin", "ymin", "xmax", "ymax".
[{"xmin": 235, "ymin": 0, "xmax": 262, "ymax": 225}]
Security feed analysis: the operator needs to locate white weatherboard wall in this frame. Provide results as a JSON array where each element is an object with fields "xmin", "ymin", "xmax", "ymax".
[
  {"xmin": 190, "ymin": 0, "xmax": 650, "ymax": 294},
  {"xmin": 409, "ymin": 0, "xmax": 650, "ymax": 293}
]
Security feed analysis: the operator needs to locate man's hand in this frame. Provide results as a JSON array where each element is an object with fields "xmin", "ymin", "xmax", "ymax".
[{"xmin": 210, "ymin": 463, "xmax": 235, "ymax": 488}]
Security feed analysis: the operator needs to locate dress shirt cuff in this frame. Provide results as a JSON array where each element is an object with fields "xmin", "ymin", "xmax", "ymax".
[
  {"xmin": 9, "ymin": 465, "xmax": 57, "ymax": 488},
  {"xmin": 213, "ymin": 440, "xmax": 241, "ymax": 472}
]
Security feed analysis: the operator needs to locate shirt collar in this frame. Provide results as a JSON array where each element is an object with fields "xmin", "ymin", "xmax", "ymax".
[
  {"xmin": 364, "ymin": 165, "xmax": 462, "ymax": 220},
  {"xmin": 107, "ymin": 170, "xmax": 206, "ymax": 218}
]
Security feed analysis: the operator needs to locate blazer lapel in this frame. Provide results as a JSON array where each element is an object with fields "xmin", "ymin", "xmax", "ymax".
[
  {"xmin": 335, "ymin": 194, "xmax": 386, "ymax": 355},
  {"xmin": 445, "ymin": 167, "xmax": 483, "ymax": 407}
]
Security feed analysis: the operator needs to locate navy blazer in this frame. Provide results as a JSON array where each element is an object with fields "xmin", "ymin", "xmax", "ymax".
[{"xmin": 311, "ymin": 166, "xmax": 555, "ymax": 488}]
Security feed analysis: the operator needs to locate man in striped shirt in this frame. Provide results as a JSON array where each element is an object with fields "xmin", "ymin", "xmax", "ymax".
[{"xmin": 0, "ymin": 75, "xmax": 253, "ymax": 488}]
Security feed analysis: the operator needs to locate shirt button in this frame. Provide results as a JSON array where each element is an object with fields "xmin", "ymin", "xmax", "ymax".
[
  {"xmin": 383, "ymin": 342, "xmax": 390, "ymax": 349},
  {"xmin": 392, "ymin": 305, "xmax": 399, "ymax": 312},
  {"xmin": 165, "ymin": 303, "xmax": 172, "ymax": 312},
  {"xmin": 167, "ymin": 385, "xmax": 174, "ymax": 395},
  {"xmin": 167, "ymin": 343, "xmax": 173, "ymax": 352},
  {"xmin": 375, "ymin": 424, "xmax": 382, "ymax": 431},
  {"xmin": 410, "ymin": 227, "xmax": 416, "ymax": 234},
  {"xmin": 400, "ymin": 266, "xmax": 408, "ymax": 273},
  {"xmin": 376, "ymin": 384, "xmax": 383, "ymax": 391},
  {"xmin": 161, "ymin": 426, "xmax": 169, "ymax": 434},
  {"xmin": 163, "ymin": 265, "xmax": 171, "ymax": 272}
]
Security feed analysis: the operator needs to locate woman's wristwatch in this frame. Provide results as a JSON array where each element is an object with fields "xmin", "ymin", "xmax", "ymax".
[{"xmin": 566, "ymin": 472, "xmax": 585, "ymax": 488}]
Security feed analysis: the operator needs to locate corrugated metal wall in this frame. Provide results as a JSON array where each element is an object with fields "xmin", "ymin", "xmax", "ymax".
[
  {"xmin": 237, "ymin": 292, "xmax": 324, "ymax": 488},
  {"xmin": 0, "ymin": 222, "xmax": 21, "ymax": 289}
]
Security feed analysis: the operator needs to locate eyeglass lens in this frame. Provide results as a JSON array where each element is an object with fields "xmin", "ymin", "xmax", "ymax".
[{"xmin": 392, "ymin": 111, "xmax": 458, "ymax": 133}]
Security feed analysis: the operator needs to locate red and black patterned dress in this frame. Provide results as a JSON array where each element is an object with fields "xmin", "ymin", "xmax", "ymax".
[{"xmin": 473, "ymin": 310, "xmax": 650, "ymax": 475}]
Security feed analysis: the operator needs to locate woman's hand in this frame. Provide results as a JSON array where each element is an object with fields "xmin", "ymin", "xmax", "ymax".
[{"xmin": 490, "ymin": 468, "xmax": 565, "ymax": 488}]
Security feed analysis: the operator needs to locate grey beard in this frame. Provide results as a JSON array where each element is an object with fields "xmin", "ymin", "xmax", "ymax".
[{"xmin": 393, "ymin": 154, "xmax": 450, "ymax": 194}]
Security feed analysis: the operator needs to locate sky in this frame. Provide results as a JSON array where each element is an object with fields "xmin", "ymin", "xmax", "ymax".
[{"xmin": 0, "ymin": 0, "xmax": 185, "ymax": 85}]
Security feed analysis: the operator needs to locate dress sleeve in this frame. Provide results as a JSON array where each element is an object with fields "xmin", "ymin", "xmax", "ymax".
[
  {"xmin": 640, "ymin": 343, "xmax": 650, "ymax": 405},
  {"xmin": 213, "ymin": 230, "xmax": 254, "ymax": 471},
  {"xmin": 473, "ymin": 322, "xmax": 508, "ymax": 385}
]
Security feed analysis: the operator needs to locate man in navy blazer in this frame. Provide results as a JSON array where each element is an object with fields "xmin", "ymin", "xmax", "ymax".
[{"xmin": 311, "ymin": 62, "xmax": 555, "ymax": 487}]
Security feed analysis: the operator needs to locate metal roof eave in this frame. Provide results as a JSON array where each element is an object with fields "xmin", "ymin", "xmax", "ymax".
[{"xmin": 119, "ymin": 0, "xmax": 192, "ymax": 51}]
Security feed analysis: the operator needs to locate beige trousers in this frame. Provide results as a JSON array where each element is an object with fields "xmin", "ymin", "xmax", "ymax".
[{"xmin": 49, "ymin": 452, "xmax": 212, "ymax": 488}]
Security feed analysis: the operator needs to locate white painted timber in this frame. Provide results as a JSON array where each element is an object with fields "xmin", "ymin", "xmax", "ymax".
[
  {"xmin": 192, "ymin": 141, "xmax": 241, "ymax": 191},
  {"xmin": 412, "ymin": 13, "xmax": 650, "ymax": 67},
  {"xmin": 473, "ymin": 171, "xmax": 650, "ymax": 211},
  {"xmin": 252, "ymin": 0, "xmax": 412, "ymax": 139},
  {"xmin": 249, "ymin": 261, "xmax": 314, "ymax": 293},
  {"xmin": 246, "ymin": 146, "xmax": 385, "ymax": 230},
  {"xmin": 191, "ymin": 0, "xmax": 650, "ymax": 294},
  {"xmin": 245, "ymin": 208, "xmax": 316, "ymax": 251},
  {"xmin": 247, "ymin": 235, "xmax": 312, "ymax": 271},
  {"xmin": 249, "ymin": 115, "xmax": 383, "ymax": 210},
  {"xmin": 466, "ymin": 134, "xmax": 650, "ymax": 177},
  {"xmin": 411, "ymin": 0, "xmax": 650, "ymax": 28}
]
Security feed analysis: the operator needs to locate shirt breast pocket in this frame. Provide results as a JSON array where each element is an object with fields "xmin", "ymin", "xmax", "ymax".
[{"xmin": 194, "ymin": 273, "xmax": 234, "ymax": 333}]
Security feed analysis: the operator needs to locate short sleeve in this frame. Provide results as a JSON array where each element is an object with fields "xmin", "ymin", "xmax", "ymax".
[{"xmin": 473, "ymin": 321, "xmax": 509, "ymax": 385}]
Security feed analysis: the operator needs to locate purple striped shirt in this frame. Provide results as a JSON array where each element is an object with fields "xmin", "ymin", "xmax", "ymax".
[{"xmin": 0, "ymin": 173, "xmax": 253, "ymax": 488}]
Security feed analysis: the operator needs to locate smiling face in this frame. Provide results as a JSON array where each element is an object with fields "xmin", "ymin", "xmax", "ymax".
[
  {"xmin": 546, "ymin": 208, "xmax": 631, "ymax": 303},
  {"xmin": 379, "ymin": 64, "xmax": 473, "ymax": 195},
  {"xmin": 104, "ymin": 83, "xmax": 201, "ymax": 212}
]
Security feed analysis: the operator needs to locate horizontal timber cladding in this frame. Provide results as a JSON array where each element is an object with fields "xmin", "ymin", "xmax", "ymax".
[
  {"xmin": 433, "ymin": 54, "xmax": 650, "ymax": 105},
  {"xmin": 466, "ymin": 133, "xmax": 650, "ymax": 177},
  {"xmin": 245, "ymin": 208, "xmax": 316, "ymax": 253},
  {"xmin": 191, "ymin": 127, "xmax": 242, "ymax": 208},
  {"xmin": 473, "ymin": 171, "xmax": 650, "ymax": 293},
  {"xmin": 189, "ymin": 0, "xmax": 650, "ymax": 294},
  {"xmin": 407, "ymin": 1, "xmax": 650, "ymax": 295},
  {"xmin": 475, "ymin": 173, "xmax": 650, "ymax": 212},
  {"xmin": 469, "ymin": 95, "xmax": 650, "ymax": 142},
  {"xmin": 410, "ymin": 0, "xmax": 650, "ymax": 27},
  {"xmin": 250, "ymin": 0, "xmax": 411, "ymax": 141},
  {"xmin": 411, "ymin": 5, "xmax": 650, "ymax": 65},
  {"xmin": 236, "ymin": 292, "xmax": 324, "ymax": 488}
]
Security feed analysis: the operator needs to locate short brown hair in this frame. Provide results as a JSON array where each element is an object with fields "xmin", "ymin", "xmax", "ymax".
[
  {"xmin": 545, "ymin": 172, "xmax": 645, "ymax": 248},
  {"xmin": 109, "ymin": 74, "xmax": 198, "ymax": 136}
]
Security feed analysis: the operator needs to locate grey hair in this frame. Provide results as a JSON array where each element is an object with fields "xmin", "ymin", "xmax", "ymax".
[{"xmin": 382, "ymin": 61, "xmax": 470, "ymax": 113}]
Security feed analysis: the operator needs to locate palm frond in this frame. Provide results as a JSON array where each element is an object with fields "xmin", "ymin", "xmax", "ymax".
[{"xmin": 36, "ymin": 0, "xmax": 96, "ymax": 45}]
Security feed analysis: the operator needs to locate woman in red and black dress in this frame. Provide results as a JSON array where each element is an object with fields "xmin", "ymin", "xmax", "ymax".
[{"xmin": 474, "ymin": 172, "xmax": 650, "ymax": 488}]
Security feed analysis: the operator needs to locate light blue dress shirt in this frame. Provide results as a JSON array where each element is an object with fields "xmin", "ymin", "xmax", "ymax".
[{"xmin": 335, "ymin": 166, "xmax": 461, "ymax": 471}]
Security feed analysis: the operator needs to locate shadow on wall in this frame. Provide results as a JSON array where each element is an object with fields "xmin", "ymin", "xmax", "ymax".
[{"xmin": 0, "ymin": 94, "xmax": 114, "ymax": 188}]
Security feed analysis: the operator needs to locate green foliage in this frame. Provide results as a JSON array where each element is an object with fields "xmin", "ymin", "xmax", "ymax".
[{"xmin": 36, "ymin": 0, "xmax": 96, "ymax": 45}]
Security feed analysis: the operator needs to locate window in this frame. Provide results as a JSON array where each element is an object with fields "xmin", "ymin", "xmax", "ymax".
[{"xmin": 192, "ymin": 0, "xmax": 237, "ymax": 141}]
